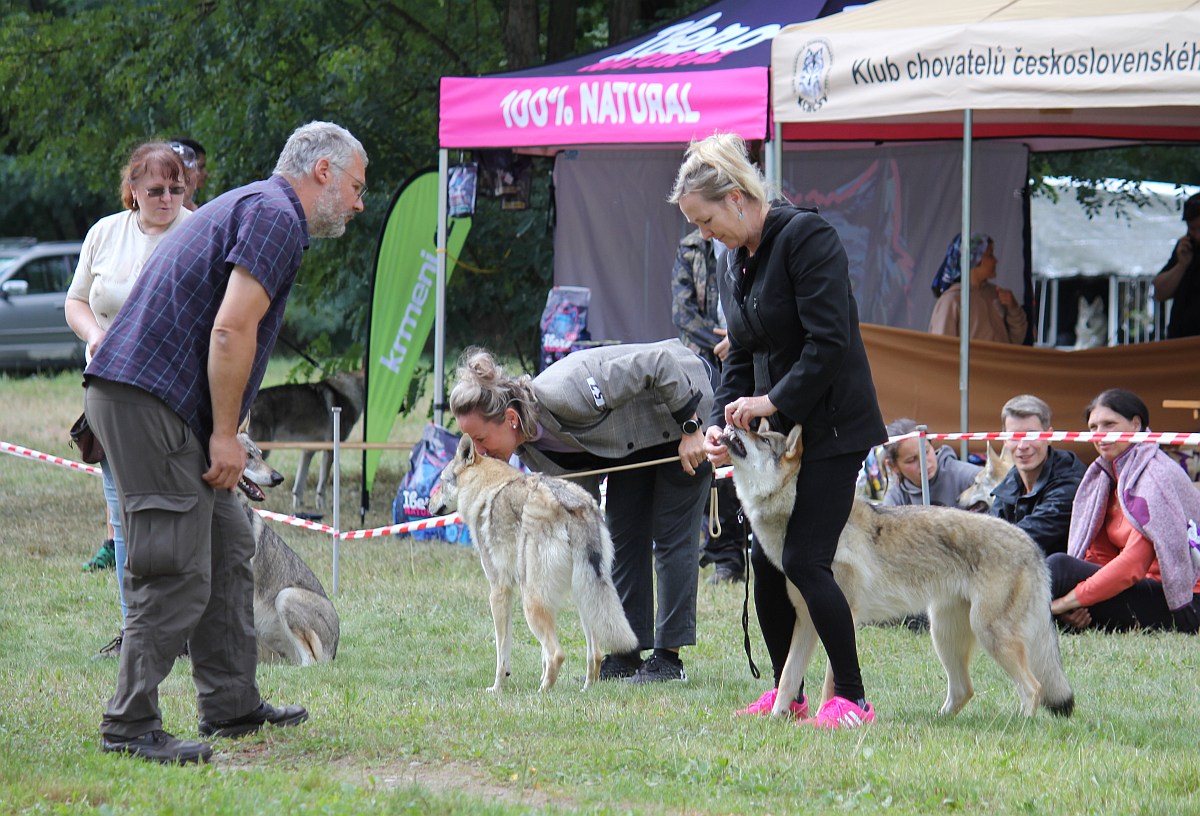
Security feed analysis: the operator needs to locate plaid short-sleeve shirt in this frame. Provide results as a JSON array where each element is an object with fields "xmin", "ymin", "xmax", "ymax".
[{"xmin": 86, "ymin": 175, "xmax": 308, "ymax": 446}]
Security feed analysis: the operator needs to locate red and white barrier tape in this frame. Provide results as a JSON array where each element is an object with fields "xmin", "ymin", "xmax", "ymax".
[
  {"xmin": 888, "ymin": 430, "xmax": 1200, "ymax": 446},
  {"xmin": 1, "ymin": 440, "xmax": 102, "ymax": 476},
  {"xmin": 340, "ymin": 513, "xmax": 466, "ymax": 540},
  {"xmin": 9, "ymin": 430, "xmax": 1195, "ymax": 542}
]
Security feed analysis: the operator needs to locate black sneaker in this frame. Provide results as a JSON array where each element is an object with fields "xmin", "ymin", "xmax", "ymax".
[
  {"xmin": 707, "ymin": 566, "xmax": 745, "ymax": 585},
  {"xmin": 199, "ymin": 701, "xmax": 308, "ymax": 739},
  {"xmin": 597, "ymin": 652, "xmax": 641, "ymax": 681},
  {"xmin": 101, "ymin": 730, "xmax": 212, "ymax": 764},
  {"xmin": 93, "ymin": 632, "xmax": 123, "ymax": 660},
  {"xmin": 628, "ymin": 653, "xmax": 687, "ymax": 684}
]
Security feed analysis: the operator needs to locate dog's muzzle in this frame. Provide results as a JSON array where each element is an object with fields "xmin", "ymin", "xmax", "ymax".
[
  {"xmin": 720, "ymin": 426, "xmax": 746, "ymax": 459},
  {"xmin": 237, "ymin": 476, "xmax": 266, "ymax": 502}
]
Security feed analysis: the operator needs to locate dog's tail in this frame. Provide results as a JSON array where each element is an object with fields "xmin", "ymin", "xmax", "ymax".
[
  {"xmin": 572, "ymin": 525, "xmax": 639, "ymax": 653},
  {"xmin": 1031, "ymin": 587, "xmax": 1075, "ymax": 717}
]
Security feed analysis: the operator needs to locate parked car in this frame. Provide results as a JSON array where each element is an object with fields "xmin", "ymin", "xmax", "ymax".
[{"xmin": 0, "ymin": 239, "xmax": 85, "ymax": 371}]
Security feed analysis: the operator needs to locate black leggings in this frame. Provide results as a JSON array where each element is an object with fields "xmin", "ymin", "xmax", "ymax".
[
  {"xmin": 752, "ymin": 449, "xmax": 867, "ymax": 701},
  {"xmin": 1047, "ymin": 553, "xmax": 1200, "ymax": 634}
]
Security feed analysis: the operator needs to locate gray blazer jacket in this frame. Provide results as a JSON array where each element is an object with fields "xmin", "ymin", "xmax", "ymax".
[{"xmin": 517, "ymin": 339, "xmax": 713, "ymax": 476}]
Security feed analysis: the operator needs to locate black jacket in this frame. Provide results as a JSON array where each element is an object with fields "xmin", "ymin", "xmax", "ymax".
[
  {"xmin": 989, "ymin": 447, "xmax": 1086, "ymax": 557},
  {"xmin": 711, "ymin": 204, "xmax": 885, "ymax": 460}
]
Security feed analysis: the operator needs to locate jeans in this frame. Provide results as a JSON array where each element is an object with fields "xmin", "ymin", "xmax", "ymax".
[{"xmin": 100, "ymin": 458, "xmax": 127, "ymax": 623}]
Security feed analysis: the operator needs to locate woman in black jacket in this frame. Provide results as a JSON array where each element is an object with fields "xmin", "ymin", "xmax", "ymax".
[{"xmin": 670, "ymin": 133, "xmax": 886, "ymax": 729}]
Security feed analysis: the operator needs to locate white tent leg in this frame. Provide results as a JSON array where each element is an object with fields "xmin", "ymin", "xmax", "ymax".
[{"xmin": 959, "ymin": 109, "xmax": 973, "ymax": 459}]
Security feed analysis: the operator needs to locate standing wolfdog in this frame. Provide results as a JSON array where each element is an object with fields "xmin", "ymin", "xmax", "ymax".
[
  {"xmin": 722, "ymin": 421, "xmax": 1074, "ymax": 718},
  {"xmin": 433, "ymin": 436, "xmax": 638, "ymax": 691}
]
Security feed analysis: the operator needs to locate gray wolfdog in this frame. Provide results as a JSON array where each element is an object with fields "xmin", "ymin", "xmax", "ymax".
[
  {"xmin": 238, "ymin": 433, "xmax": 341, "ymax": 665},
  {"xmin": 431, "ymin": 435, "xmax": 638, "ymax": 691},
  {"xmin": 248, "ymin": 370, "xmax": 364, "ymax": 512},
  {"xmin": 721, "ymin": 421, "xmax": 1074, "ymax": 718}
]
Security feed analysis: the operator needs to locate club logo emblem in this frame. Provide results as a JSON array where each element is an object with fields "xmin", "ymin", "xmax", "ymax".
[{"xmin": 793, "ymin": 39, "xmax": 832, "ymax": 113}]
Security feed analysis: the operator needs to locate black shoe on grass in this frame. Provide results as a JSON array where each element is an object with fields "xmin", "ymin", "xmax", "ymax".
[
  {"xmin": 199, "ymin": 701, "xmax": 308, "ymax": 739},
  {"xmin": 627, "ymin": 653, "xmax": 687, "ymax": 684},
  {"xmin": 101, "ymin": 730, "xmax": 211, "ymax": 764},
  {"xmin": 598, "ymin": 651, "xmax": 642, "ymax": 681}
]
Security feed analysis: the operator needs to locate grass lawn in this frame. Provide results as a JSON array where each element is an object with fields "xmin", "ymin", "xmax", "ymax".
[{"xmin": 1, "ymin": 364, "xmax": 1197, "ymax": 815}]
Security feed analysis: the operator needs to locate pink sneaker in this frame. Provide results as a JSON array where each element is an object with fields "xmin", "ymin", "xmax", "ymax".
[
  {"xmin": 808, "ymin": 696, "xmax": 875, "ymax": 730},
  {"xmin": 736, "ymin": 688, "xmax": 809, "ymax": 718}
]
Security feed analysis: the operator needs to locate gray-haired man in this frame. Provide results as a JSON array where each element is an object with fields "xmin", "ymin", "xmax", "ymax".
[{"xmin": 85, "ymin": 122, "xmax": 367, "ymax": 764}]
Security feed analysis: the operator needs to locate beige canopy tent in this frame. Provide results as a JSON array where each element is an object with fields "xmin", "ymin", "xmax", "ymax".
[{"xmin": 770, "ymin": 0, "xmax": 1200, "ymax": 438}]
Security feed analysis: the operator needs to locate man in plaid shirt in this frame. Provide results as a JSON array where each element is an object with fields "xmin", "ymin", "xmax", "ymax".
[{"xmin": 84, "ymin": 121, "xmax": 367, "ymax": 764}]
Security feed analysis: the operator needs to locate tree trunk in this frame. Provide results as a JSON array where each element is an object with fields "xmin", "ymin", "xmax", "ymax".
[
  {"xmin": 503, "ymin": 0, "xmax": 540, "ymax": 69},
  {"xmin": 546, "ymin": 0, "xmax": 578, "ymax": 63},
  {"xmin": 608, "ymin": 0, "xmax": 637, "ymax": 45}
]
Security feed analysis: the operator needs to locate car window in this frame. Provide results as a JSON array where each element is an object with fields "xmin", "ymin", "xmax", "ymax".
[{"xmin": 14, "ymin": 255, "xmax": 73, "ymax": 294}]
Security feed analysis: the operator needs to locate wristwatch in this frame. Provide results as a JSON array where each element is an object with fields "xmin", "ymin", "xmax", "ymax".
[{"xmin": 681, "ymin": 418, "xmax": 701, "ymax": 435}]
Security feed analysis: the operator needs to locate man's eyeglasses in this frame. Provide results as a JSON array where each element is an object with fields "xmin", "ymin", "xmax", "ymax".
[
  {"xmin": 330, "ymin": 160, "xmax": 366, "ymax": 201},
  {"xmin": 144, "ymin": 185, "xmax": 188, "ymax": 198}
]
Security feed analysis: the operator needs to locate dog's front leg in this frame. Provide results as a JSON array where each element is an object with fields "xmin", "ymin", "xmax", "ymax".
[
  {"xmin": 775, "ymin": 584, "xmax": 820, "ymax": 717},
  {"xmin": 314, "ymin": 450, "xmax": 331, "ymax": 512},
  {"xmin": 292, "ymin": 451, "xmax": 314, "ymax": 511},
  {"xmin": 488, "ymin": 584, "xmax": 514, "ymax": 692}
]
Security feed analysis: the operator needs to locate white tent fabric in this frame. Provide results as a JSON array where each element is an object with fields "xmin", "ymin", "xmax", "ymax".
[
  {"xmin": 770, "ymin": 0, "xmax": 1200, "ymax": 436},
  {"xmin": 771, "ymin": 0, "xmax": 1200, "ymax": 139},
  {"xmin": 1033, "ymin": 180, "xmax": 1197, "ymax": 279}
]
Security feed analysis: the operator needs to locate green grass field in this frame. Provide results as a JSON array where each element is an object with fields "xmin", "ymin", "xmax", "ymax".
[{"xmin": 1, "ymin": 366, "xmax": 1197, "ymax": 815}]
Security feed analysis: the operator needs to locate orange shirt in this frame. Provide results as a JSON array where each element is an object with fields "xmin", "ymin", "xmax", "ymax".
[{"xmin": 1075, "ymin": 488, "xmax": 1200, "ymax": 606}]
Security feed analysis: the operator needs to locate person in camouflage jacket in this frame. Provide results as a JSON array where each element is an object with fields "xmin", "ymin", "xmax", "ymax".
[{"xmin": 671, "ymin": 228, "xmax": 747, "ymax": 583}]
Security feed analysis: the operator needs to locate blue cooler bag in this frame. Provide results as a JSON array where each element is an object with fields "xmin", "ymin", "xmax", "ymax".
[{"xmin": 392, "ymin": 423, "xmax": 472, "ymax": 544}]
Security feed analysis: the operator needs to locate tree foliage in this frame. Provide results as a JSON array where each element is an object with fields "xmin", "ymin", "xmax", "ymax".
[
  {"xmin": 7, "ymin": 0, "xmax": 1190, "ymax": 367},
  {"xmin": 0, "ymin": 0, "xmax": 707, "ymax": 367}
]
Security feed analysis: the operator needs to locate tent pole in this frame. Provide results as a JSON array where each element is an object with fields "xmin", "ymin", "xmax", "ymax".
[
  {"xmin": 435, "ymin": 149, "xmax": 449, "ymax": 428},
  {"xmin": 770, "ymin": 122, "xmax": 782, "ymax": 193},
  {"xmin": 959, "ymin": 109, "xmax": 973, "ymax": 460}
]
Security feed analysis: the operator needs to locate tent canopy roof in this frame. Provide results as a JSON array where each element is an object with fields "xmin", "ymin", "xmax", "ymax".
[
  {"xmin": 771, "ymin": 0, "xmax": 1200, "ymax": 142},
  {"xmin": 438, "ymin": 0, "xmax": 858, "ymax": 150}
]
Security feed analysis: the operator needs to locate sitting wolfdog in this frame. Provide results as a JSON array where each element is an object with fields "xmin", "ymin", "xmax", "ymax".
[
  {"xmin": 722, "ymin": 421, "xmax": 1074, "ymax": 718},
  {"xmin": 238, "ymin": 433, "xmax": 341, "ymax": 666},
  {"xmin": 432, "ymin": 435, "xmax": 638, "ymax": 692}
]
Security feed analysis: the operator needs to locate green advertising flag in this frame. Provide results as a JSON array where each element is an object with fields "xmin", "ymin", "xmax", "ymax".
[{"xmin": 362, "ymin": 169, "xmax": 471, "ymax": 501}]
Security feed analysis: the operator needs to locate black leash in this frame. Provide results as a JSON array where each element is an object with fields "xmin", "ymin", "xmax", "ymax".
[{"xmin": 738, "ymin": 508, "xmax": 760, "ymax": 679}]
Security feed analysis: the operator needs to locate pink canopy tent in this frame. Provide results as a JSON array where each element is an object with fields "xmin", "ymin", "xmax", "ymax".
[{"xmin": 430, "ymin": 0, "xmax": 867, "ymax": 418}]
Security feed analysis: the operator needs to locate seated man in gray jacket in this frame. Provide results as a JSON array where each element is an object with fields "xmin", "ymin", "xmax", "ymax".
[{"xmin": 989, "ymin": 394, "xmax": 1086, "ymax": 557}]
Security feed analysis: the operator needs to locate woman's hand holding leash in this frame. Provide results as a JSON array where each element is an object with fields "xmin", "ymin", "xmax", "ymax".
[{"xmin": 703, "ymin": 425, "xmax": 730, "ymax": 468}]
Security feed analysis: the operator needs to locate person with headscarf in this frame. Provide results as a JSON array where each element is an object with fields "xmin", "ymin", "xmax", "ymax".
[{"xmin": 928, "ymin": 232, "xmax": 1027, "ymax": 344}]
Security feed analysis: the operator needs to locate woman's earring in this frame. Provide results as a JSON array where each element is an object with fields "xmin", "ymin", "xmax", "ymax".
[
  {"xmin": 738, "ymin": 209, "xmax": 744, "ymax": 221},
  {"xmin": 511, "ymin": 423, "xmax": 517, "ymax": 429}
]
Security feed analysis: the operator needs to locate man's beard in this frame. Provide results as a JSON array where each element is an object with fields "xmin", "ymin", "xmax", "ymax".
[{"xmin": 309, "ymin": 183, "xmax": 347, "ymax": 239}]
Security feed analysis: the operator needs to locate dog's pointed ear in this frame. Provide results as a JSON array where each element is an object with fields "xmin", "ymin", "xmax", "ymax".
[
  {"xmin": 783, "ymin": 424, "xmax": 804, "ymax": 461},
  {"xmin": 238, "ymin": 413, "xmax": 251, "ymax": 435},
  {"xmin": 457, "ymin": 434, "xmax": 475, "ymax": 463},
  {"xmin": 755, "ymin": 417, "xmax": 770, "ymax": 435}
]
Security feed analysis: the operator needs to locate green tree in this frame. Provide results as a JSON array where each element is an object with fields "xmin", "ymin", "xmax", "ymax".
[{"xmin": 0, "ymin": 0, "xmax": 723, "ymax": 367}]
